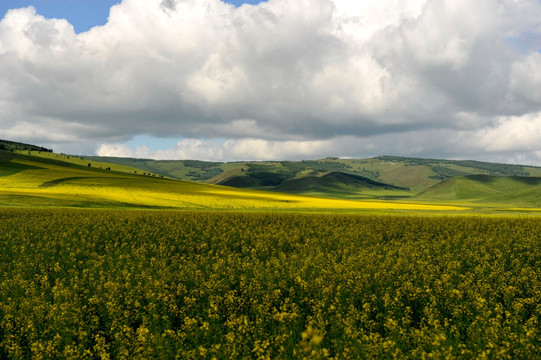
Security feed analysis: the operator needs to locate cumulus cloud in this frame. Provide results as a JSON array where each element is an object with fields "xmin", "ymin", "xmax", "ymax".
[
  {"xmin": 97, "ymin": 138, "xmax": 336, "ymax": 161},
  {"xmin": 2, "ymin": 0, "xmax": 541, "ymax": 164}
]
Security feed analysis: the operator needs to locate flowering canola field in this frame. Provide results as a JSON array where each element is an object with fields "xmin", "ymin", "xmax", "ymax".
[{"xmin": 0, "ymin": 208, "xmax": 539, "ymax": 359}]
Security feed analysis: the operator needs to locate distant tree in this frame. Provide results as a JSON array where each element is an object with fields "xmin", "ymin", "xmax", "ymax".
[{"xmin": 88, "ymin": 163, "xmax": 91, "ymax": 167}]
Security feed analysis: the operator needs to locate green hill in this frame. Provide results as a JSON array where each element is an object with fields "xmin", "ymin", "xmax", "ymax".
[
  {"xmin": 1, "ymin": 150, "xmax": 465, "ymax": 212},
  {"xmin": 4, "ymin": 138, "xmax": 541, "ymax": 207},
  {"xmin": 85, "ymin": 155, "xmax": 541, "ymax": 196},
  {"xmin": 85, "ymin": 156, "xmax": 241, "ymax": 181},
  {"xmin": 415, "ymin": 174, "xmax": 541, "ymax": 207},
  {"xmin": 0, "ymin": 139, "xmax": 52, "ymax": 153},
  {"xmin": 16, "ymin": 151, "xmax": 155, "ymax": 177},
  {"xmin": 271, "ymin": 171, "xmax": 411, "ymax": 199},
  {"xmin": 210, "ymin": 166, "xmax": 412, "ymax": 199}
]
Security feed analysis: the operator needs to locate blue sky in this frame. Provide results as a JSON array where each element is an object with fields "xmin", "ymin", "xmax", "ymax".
[{"xmin": 0, "ymin": 0, "xmax": 264, "ymax": 33}]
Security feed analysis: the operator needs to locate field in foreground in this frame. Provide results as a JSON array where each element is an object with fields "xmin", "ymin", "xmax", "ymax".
[{"xmin": 0, "ymin": 208, "xmax": 539, "ymax": 359}]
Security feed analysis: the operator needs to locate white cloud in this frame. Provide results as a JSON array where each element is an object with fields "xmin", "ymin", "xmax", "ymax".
[
  {"xmin": 96, "ymin": 143, "xmax": 135, "ymax": 158},
  {"xmin": 474, "ymin": 113, "xmax": 541, "ymax": 153},
  {"xmin": 2, "ymin": 0, "xmax": 541, "ymax": 164},
  {"xmin": 509, "ymin": 52, "xmax": 541, "ymax": 107},
  {"xmin": 97, "ymin": 138, "xmax": 332, "ymax": 161},
  {"xmin": 97, "ymin": 136, "xmax": 370, "ymax": 161}
]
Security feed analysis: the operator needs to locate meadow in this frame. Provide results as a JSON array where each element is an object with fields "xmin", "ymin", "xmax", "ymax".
[
  {"xmin": 0, "ymin": 208, "xmax": 539, "ymax": 359},
  {"xmin": 0, "ymin": 150, "xmax": 467, "ymax": 213}
]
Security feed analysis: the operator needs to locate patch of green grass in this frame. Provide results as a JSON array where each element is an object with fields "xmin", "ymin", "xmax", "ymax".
[
  {"xmin": 21, "ymin": 151, "xmax": 147, "ymax": 175},
  {"xmin": 0, "ymin": 158, "xmax": 42, "ymax": 177},
  {"xmin": 415, "ymin": 175, "xmax": 541, "ymax": 207},
  {"xmin": 271, "ymin": 171, "xmax": 409, "ymax": 199}
]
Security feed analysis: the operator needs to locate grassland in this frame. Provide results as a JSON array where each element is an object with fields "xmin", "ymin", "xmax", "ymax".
[
  {"xmin": 85, "ymin": 155, "xmax": 241, "ymax": 181},
  {"xmin": 415, "ymin": 175, "xmax": 541, "ymax": 208},
  {"xmin": 0, "ymin": 150, "xmax": 467, "ymax": 213},
  {"xmin": 1, "ymin": 209, "xmax": 539, "ymax": 359},
  {"xmin": 18, "ymin": 151, "xmax": 149, "ymax": 176},
  {"xmin": 85, "ymin": 154, "xmax": 541, "ymax": 196},
  {"xmin": 4, "ymin": 149, "xmax": 541, "ymax": 215}
]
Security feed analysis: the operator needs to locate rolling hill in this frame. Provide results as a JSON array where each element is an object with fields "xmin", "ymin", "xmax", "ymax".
[
  {"xmin": 0, "ymin": 139, "xmax": 53, "ymax": 153},
  {"xmin": 85, "ymin": 155, "xmax": 541, "ymax": 198},
  {"xmin": 211, "ymin": 169, "xmax": 411, "ymax": 199},
  {"xmin": 270, "ymin": 171, "xmax": 411, "ymax": 199},
  {"xmin": 0, "ymin": 150, "xmax": 464, "ymax": 212},
  {"xmin": 3, "ymin": 139, "xmax": 541, "ymax": 209},
  {"xmin": 415, "ymin": 174, "xmax": 541, "ymax": 207}
]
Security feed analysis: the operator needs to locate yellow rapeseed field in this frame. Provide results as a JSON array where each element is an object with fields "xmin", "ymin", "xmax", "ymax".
[{"xmin": 0, "ymin": 209, "xmax": 539, "ymax": 358}]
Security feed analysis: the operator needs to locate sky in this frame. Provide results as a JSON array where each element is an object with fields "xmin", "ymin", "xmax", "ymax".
[{"xmin": 1, "ymin": 0, "xmax": 541, "ymax": 164}]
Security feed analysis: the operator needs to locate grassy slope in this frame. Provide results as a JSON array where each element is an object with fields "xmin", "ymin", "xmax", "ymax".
[
  {"xmin": 337, "ymin": 159, "xmax": 438, "ymax": 193},
  {"xmin": 0, "ymin": 139, "xmax": 53, "ymax": 152},
  {"xmin": 85, "ymin": 156, "xmax": 242, "ymax": 181},
  {"xmin": 0, "ymin": 151, "xmax": 464, "ymax": 212},
  {"xmin": 21, "ymin": 151, "xmax": 148, "ymax": 176},
  {"xmin": 415, "ymin": 174, "xmax": 541, "ymax": 207},
  {"xmin": 271, "ymin": 171, "xmax": 412, "ymax": 199},
  {"xmin": 81, "ymin": 155, "xmax": 541, "ymax": 200},
  {"xmin": 206, "ymin": 166, "xmax": 248, "ymax": 185},
  {"xmin": 17, "ymin": 149, "xmax": 541, "ymax": 210},
  {"xmin": 208, "ymin": 157, "xmax": 541, "ymax": 200}
]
